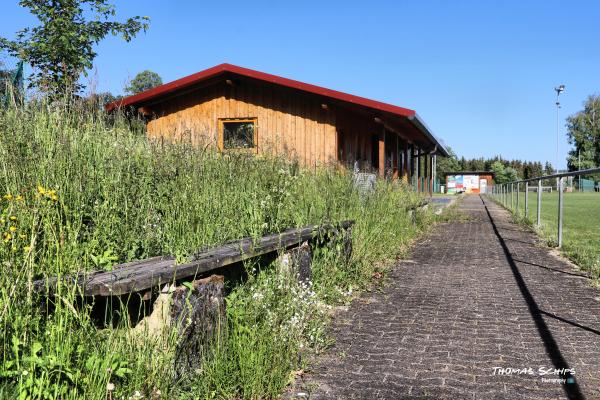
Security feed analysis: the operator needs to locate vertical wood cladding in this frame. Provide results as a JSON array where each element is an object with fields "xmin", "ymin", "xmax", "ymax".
[
  {"xmin": 146, "ymin": 81, "xmax": 337, "ymax": 167},
  {"xmin": 143, "ymin": 79, "xmax": 430, "ymax": 187}
]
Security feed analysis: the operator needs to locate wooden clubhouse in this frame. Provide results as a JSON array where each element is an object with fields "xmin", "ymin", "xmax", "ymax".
[{"xmin": 106, "ymin": 63, "xmax": 448, "ymax": 193}]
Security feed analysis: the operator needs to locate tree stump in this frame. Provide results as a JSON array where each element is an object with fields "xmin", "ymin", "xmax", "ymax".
[
  {"xmin": 279, "ymin": 242, "xmax": 313, "ymax": 283},
  {"xmin": 131, "ymin": 274, "xmax": 225, "ymax": 379},
  {"xmin": 171, "ymin": 275, "xmax": 225, "ymax": 379}
]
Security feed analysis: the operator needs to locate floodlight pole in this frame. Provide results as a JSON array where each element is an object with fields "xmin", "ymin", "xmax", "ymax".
[{"xmin": 555, "ymin": 85, "xmax": 564, "ymax": 190}]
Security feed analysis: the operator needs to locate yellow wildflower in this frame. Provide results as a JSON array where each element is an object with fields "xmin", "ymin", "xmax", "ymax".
[
  {"xmin": 9, "ymin": 226, "xmax": 17, "ymax": 232},
  {"xmin": 37, "ymin": 186, "xmax": 46, "ymax": 195},
  {"xmin": 3, "ymin": 194, "xmax": 12, "ymax": 201},
  {"xmin": 24, "ymin": 246, "xmax": 31, "ymax": 252},
  {"xmin": 19, "ymin": 234, "xmax": 26, "ymax": 239},
  {"xmin": 9, "ymin": 216, "xmax": 17, "ymax": 221},
  {"xmin": 3, "ymin": 233, "xmax": 12, "ymax": 242},
  {"xmin": 16, "ymin": 195, "xmax": 23, "ymax": 201},
  {"xmin": 50, "ymin": 194, "xmax": 58, "ymax": 201}
]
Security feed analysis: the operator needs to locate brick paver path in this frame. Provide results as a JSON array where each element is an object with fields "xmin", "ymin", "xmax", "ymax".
[{"xmin": 301, "ymin": 195, "xmax": 600, "ymax": 399}]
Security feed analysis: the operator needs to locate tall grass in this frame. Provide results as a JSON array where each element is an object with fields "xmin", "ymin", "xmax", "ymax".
[{"xmin": 0, "ymin": 101, "xmax": 430, "ymax": 399}]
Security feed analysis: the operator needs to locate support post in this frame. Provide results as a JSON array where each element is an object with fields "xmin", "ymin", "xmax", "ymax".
[
  {"xmin": 516, "ymin": 182, "xmax": 520, "ymax": 215},
  {"xmin": 558, "ymin": 177, "xmax": 564, "ymax": 247},
  {"xmin": 511, "ymin": 183, "xmax": 514, "ymax": 210},
  {"xmin": 415, "ymin": 149, "xmax": 420, "ymax": 191},
  {"xmin": 392, "ymin": 135, "xmax": 399, "ymax": 180},
  {"xmin": 403, "ymin": 142, "xmax": 409, "ymax": 182},
  {"xmin": 423, "ymin": 153, "xmax": 429, "ymax": 193},
  {"xmin": 378, "ymin": 129, "xmax": 385, "ymax": 178},
  {"xmin": 433, "ymin": 154, "xmax": 437, "ymax": 193},
  {"xmin": 525, "ymin": 182, "xmax": 529, "ymax": 218},
  {"xmin": 537, "ymin": 180, "xmax": 542, "ymax": 228}
]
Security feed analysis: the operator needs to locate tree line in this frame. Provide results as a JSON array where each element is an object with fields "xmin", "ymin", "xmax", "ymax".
[
  {"xmin": 437, "ymin": 94, "xmax": 600, "ymax": 184},
  {"xmin": 436, "ymin": 148, "xmax": 555, "ymax": 184}
]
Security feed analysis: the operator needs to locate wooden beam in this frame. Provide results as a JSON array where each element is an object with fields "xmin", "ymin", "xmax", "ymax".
[
  {"xmin": 393, "ymin": 136, "xmax": 399, "ymax": 180},
  {"xmin": 378, "ymin": 128, "xmax": 385, "ymax": 177},
  {"xmin": 403, "ymin": 141, "xmax": 409, "ymax": 182},
  {"xmin": 424, "ymin": 153, "xmax": 429, "ymax": 193},
  {"xmin": 33, "ymin": 221, "xmax": 354, "ymax": 297}
]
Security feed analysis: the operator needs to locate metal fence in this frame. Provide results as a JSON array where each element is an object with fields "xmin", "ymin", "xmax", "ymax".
[{"xmin": 490, "ymin": 167, "xmax": 600, "ymax": 248}]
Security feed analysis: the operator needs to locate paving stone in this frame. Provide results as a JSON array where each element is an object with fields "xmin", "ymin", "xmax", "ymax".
[{"xmin": 295, "ymin": 195, "xmax": 600, "ymax": 399}]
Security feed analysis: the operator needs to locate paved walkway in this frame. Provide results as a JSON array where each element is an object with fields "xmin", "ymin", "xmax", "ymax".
[{"xmin": 300, "ymin": 195, "xmax": 600, "ymax": 399}]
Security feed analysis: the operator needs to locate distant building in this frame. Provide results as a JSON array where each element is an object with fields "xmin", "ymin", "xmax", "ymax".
[
  {"xmin": 106, "ymin": 63, "xmax": 448, "ymax": 192},
  {"xmin": 444, "ymin": 171, "xmax": 495, "ymax": 194}
]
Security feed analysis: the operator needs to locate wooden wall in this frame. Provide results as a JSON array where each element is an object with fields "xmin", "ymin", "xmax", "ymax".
[{"xmin": 146, "ymin": 81, "xmax": 337, "ymax": 167}]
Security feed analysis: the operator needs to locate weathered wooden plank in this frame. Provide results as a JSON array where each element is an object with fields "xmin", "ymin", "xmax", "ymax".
[
  {"xmin": 99, "ymin": 226, "xmax": 318, "ymax": 296},
  {"xmin": 34, "ymin": 221, "xmax": 354, "ymax": 297}
]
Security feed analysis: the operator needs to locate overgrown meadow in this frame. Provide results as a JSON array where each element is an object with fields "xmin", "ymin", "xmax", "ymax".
[{"xmin": 0, "ymin": 101, "xmax": 430, "ymax": 399}]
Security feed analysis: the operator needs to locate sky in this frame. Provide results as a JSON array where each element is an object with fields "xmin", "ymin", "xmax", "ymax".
[{"xmin": 1, "ymin": 0, "xmax": 599, "ymax": 169}]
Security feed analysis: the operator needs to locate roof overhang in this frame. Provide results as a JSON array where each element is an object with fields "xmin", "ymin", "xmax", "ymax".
[{"xmin": 408, "ymin": 113, "xmax": 449, "ymax": 157}]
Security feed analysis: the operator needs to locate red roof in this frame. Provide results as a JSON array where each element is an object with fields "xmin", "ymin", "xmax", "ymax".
[
  {"xmin": 105, "ymin": 63, "xmax": 448, "ymax": 156},
  {"xmin": 105, "ymin": 63, "xmax": 416, "ymax": 118}
]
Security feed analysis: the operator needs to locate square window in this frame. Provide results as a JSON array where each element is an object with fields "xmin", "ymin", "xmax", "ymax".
[{"xmin": 220, "ymin": 119, "xmax": 256, "ymax": 150}]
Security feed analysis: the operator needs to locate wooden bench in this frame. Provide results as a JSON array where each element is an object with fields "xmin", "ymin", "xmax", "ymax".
[{"xmin": 33, "ymin": 220, "xmax": 354, "ymax": 297}]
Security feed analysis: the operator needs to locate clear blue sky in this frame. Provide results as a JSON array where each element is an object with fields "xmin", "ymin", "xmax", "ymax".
[{"xmin": 2, "ymin": 0, "xmax": 599, "ymax": 169}]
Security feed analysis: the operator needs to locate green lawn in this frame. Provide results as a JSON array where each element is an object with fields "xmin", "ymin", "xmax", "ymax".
[{"xmin": 499, "ymin": 191, "xmax": 600, "ymax": 277}]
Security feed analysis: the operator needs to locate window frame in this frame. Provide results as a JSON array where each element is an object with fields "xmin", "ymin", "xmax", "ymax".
[{"xmin": 218, "ymin": 118, "xmax": 258, "ymax": 153}]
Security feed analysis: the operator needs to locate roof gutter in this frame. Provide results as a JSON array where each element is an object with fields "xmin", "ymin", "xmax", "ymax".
[{"xmin": 408, "ymin": 113, "xmax": 449, "ymax": 157}]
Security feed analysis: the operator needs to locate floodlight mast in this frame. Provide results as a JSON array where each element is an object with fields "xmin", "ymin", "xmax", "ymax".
[{"xmin": 555, "ymin": 85, "xmax": 565, "ymax": 190}]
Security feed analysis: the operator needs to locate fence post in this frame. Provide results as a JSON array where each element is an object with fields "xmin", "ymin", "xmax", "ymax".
[
  {"xmin": 516, "ymin": 182, "xmax": 520, "ymax": 215},
  {"xmin": 537, "ymin": 180, "xmax": 542, "ymax": 228},
  {"xmin": 558, "ymin": 177, "xmax": 564, "ymax": 248},
  {"xmin": 511, "ymin": 183, "xmax": 514, "ymax": 210},
  {"xmin": 525, "ymin": 182, "xmax": 529, "ymax": 218}
]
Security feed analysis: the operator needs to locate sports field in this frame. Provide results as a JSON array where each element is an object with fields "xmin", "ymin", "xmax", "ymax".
[{"xmin": 500, "ymin": 191, "xmax": 600, "ymax": 277}]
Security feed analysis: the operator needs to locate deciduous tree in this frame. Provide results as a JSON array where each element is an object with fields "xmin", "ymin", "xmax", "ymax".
[
  {"xmin": 0, "ymin": 0, "xmax": 149, "ymax": 96},
  {"xmin": 125, "ymin": 70, "xmax": 162, "ymax": 95},
  {"xmin": 566, "ymin": 95, "xmax": 600, "ymax": 171}
]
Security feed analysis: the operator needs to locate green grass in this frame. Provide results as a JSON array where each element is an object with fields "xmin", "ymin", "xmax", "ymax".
[
  {"xmin": 0, "ymin": 101, "xmax": 433, "ymax": 399},
  {"xmin": 498, "ymin": 191, "xmax": 600, "ymax": 277}
]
